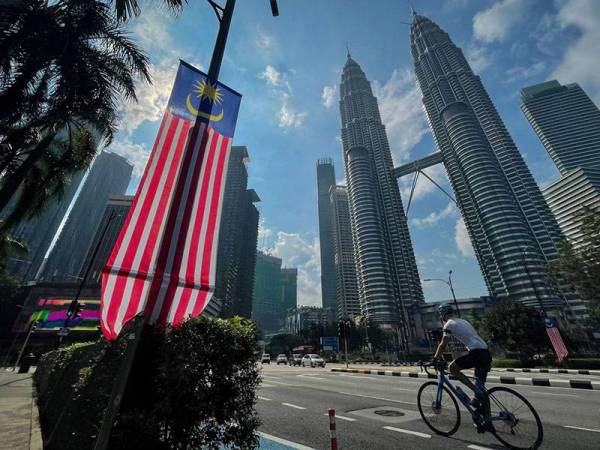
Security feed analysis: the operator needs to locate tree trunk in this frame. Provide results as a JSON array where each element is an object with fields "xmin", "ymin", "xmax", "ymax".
[{"xmin": 0, "ymin": 131, "xmax": 56, "ymax": 216}]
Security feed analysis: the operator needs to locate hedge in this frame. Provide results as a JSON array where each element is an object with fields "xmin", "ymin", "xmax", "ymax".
[{"xmin": 33, "ymin": 316, "xmax": 261, "ymax": 450}]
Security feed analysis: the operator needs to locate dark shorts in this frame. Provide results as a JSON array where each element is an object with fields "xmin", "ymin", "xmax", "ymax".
[{"xmin": 454, "ymin": 349, "xmax": 492, "ymax": 382}]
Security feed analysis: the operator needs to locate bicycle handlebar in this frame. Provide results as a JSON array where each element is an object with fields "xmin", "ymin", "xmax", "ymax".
[{"xmin": 422, "ymin": 359, "xmax": 447, "ymax": 376}]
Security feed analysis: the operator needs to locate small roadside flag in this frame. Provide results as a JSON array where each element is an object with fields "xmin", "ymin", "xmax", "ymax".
[
  {"xmin": 100, "ymin": 61, "xmax": 241, "ymax": 340},
  {"xmin": 544, "ymin": 317, "xmax": 568, "ymax": 362}
]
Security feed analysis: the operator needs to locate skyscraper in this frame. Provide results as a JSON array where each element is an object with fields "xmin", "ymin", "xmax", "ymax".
[
  {"xmin": 339, "ymin": 51, "xmax": 423, "ymax": 336},
  {"xmin": 411, "ymin": 13, "xmax": 565, "ymax": 310},
  {"xmin": 38, "ymin": 151, "xmax": 132, "ymax": 281},
  {"xmin": 215, "ymin": 146, "xmax": 260, "ymax": 319},
  {"xmin": 281, "ymin": 267, "xmax": 298, "ymax": 314},
  {"xmin": 252, "ymin": 251, "xmax": 284, "ymax": 332},
  {"xmin": 316, "ymin": 159, "xmax": 337, "ymax": 313},
  {"xmin": 1, "ymin": 170, "xmax": 84, "ymax": 283},
  {"xmin": 330, "ymin": 185, "xmax": 360, "ymax": 320},
  {"xmin": 78, "ymin": 195, "xmax": 133, "ymax": 285},
  {"xmin": 521, "ymin": 80, "xmax": 600, "ymax": 174}
]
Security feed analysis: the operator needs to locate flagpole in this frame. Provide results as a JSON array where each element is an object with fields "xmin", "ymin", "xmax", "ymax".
[{"xmin": 207, "ymin": 0, "xmax": 236, "ymax": 81}]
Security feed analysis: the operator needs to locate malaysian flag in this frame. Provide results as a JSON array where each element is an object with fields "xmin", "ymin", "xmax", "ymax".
[
  {"xmin": 545, "ymin": 317, "xmax": 569, "ymax": 362},
  {"xmin": 100, "ymin": 61, "xmax": 241, "ymax": 340}
]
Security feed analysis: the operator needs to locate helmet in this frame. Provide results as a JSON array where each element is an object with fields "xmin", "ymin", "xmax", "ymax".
[{"xmin": 438, "ymin": 303, "xmax": 454, "ymax": 316}]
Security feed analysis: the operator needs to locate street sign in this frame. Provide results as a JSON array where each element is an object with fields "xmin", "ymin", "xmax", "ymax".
[
  {"xmin": 57, "ymin": 327, "xmax": 70, "ymax": 337},
  {"xmin": 321, "ymin": 336, "xmax": 339, "ymax": 352}
]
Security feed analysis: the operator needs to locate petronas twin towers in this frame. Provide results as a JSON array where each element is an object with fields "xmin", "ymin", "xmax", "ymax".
[{"xmin": 337, "ymin": 12, "xmax": 566, "ymax": 338}]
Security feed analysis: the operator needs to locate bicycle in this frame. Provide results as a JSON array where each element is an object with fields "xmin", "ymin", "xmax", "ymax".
[{"xmin": 417, "ymin": 360, "xmax": 543, "ymax": 450}]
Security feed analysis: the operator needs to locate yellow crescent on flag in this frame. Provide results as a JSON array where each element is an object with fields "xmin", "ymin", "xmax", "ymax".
[{"xmin": 186, "ymin": 95, "xmax": 224, "ymax": 122}]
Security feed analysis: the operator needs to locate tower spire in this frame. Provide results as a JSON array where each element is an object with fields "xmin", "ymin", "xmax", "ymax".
[{"xmin": 346, "ymin": 42, "xmax": 351, "ymax": 59}]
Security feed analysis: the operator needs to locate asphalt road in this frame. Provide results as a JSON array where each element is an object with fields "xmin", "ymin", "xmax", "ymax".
[{"xmin": 256, "ymin": 364, "xmax": 600, "ymax": 450}]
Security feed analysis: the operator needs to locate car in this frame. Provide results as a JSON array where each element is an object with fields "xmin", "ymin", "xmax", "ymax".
[
  {"xmin": 261, "ymin": 354, "xmax": 270, "ymax": 364},
  {"xmin": 301, "ymin": 354, "xmax": 326, "ymax": 368},
  {"xmin": 276, "ymin": 354, "xmax": 288, "ymax": 365},
  {"xmin": 289, "ymin": 354, "xmax": 303, "ymax": 366}
]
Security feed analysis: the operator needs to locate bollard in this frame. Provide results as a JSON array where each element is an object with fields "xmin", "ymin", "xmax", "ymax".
[{"xmin": 328, "ymin": 408, "xmax": 337, "ymax": 450}]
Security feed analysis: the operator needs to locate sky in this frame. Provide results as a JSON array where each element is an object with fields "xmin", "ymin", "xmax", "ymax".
[{"xmin": 109, "ymin": 0, "xmax": 600, "ymax": 308}]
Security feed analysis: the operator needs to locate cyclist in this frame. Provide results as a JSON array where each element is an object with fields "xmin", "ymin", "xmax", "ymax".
[{"xmin": 432, "ymin": 303, "xmax": 492, "ymax": 428}]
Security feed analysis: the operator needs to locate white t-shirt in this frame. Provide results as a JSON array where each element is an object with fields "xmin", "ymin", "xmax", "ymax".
[{"xmin": 443, "ymin": 318, "xmax": 488, "ymax": 351}]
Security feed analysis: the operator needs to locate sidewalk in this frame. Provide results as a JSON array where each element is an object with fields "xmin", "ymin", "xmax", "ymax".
[{"xmin": 0, "ymin": 370, "xmax": 42, "ymax": 450}]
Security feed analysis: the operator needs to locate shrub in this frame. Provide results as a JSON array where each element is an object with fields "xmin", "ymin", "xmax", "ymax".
[{"xmin": 33, "ymin": 316, "xmax": 261, "ymax": 450}]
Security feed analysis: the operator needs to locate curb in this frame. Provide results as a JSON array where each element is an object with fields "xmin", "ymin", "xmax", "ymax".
[
  {"xmin": 330, "ymin": 368, "xmax": 600, "ymax": 390},
  {"xmin": 498, "ymin": 368, "xmax": 600, "ymax": 376}
]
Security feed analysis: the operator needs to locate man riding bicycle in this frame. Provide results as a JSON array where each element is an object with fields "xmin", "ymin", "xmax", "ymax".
[{"xmin": 432, "ymin": 303, "xmax": 492, "ymax": 421}]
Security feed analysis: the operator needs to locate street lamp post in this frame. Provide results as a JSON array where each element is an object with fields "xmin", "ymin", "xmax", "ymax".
[{"xmin": 424, "ymin": 270, "xmax": 461, "ymax": 318}]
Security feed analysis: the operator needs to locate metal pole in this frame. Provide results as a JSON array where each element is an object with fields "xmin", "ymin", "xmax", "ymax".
[
  {"xmin": 522, "ymin": 250, "xmax": 546, "ymax": 315},
  {"xmin": 207, "ymin": 0, "xmax": 236, "ymax": 81},
  {"xmin": 343, "ymin": 322, "xmax": 349, "ymax": 369},
  {"xmin": 14, "ymin": 320, "xmax": 37, "ymax": 371},
  {"xmin": 59, "ymin": 211, "xmax": 117, "ymax": 347},
  {"xmin": 448, "ymin": 270, "xmax": 461, "ymax": 318}
]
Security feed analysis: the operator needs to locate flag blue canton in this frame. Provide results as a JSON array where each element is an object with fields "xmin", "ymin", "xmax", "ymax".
[{"xmin": 167, "ymin": 60, "xmax": 242, "ymax": 137}]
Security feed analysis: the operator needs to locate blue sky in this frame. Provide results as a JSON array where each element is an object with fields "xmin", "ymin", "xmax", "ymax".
[{"xmin": 111, "ymin": 0, "xmax": 600, "ymax": 307}]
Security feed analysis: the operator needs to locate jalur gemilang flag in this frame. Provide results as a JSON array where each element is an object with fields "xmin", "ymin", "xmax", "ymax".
[
  {"xmin": 101, "ymin": 61, "xmax": 241, "ymax": 340},
  {"xmin": 545, "ymin": 317, "xmax": 569, "ymax": 362}
]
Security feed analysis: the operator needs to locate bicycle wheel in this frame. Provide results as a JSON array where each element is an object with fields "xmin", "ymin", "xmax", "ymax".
[
  {"xmin": 487, "ymin": 387, "xmax": 543, "ymax": 450},
  {"xmin": 417, "ymin": 381, "xmax": 461, "ymax": 436}
]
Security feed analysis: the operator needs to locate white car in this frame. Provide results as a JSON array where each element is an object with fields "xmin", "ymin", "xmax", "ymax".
[
  {"xmin": 261, "ymin": 354, "xmax": 271, "ymax": 364},
  {"xmin": 276, "ymin": 354, "xmax": 288, "ymax": 365},
  {"xmin": 301, "ymin": 354, "xmax": 326, "ymax": 368}
]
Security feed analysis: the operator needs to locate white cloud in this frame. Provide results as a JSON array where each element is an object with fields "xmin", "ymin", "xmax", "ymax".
[
  {"xmin": 400, "ymin": 164, "xmax": 450, "ymax": 204},
  {"xmin": 465, "ymin": 44, "xmax": 491, "ymax": 73},
  {"xmin": 473, "ymin": 0, "xmax": 524, "ymax": 43},
  {"xmin": 321, "ymin": 85, "xmax": 336, "ymax": 108},
  {"xmin": 278, "ymin": 95, "xmax": 306, "ymax": 128},
  {"xmin": 131, "ymin": 9, "xmax": 175, "ymax": 54},
  {"xmin": 118, "ymin": 60, "xmax": 178, "ymax": 134},
  {"xmin": 409, "ymin": 202, "xmax": 457, "ymax": 228},
  {"xmin": 372, "ymin": 68, "xmax": 429, "ymax": 164},
  {"xmin": 259, "ymin": 65, "xmax": 286, "ymax": 88},
  {"xmin": 455, "ymin": 218, "xmax": 474, "ymax": 257},
  {"xmin": 110, "ymin": 138, "xmax": 150, "ymax": 179},
  {"xmin": 506, "ymin": 61, "xmax": 547, "ymax": 82},
  {"xmin": 551, "ymin": 0, "xmax": 600, "ymax": 102},
  {"xmin": 256, "ymin": 29, "xmax": 274, "ymax": 50},
  {"xmin": 272, "ymin": 232, "xmax": 321, "ymax": 307}
]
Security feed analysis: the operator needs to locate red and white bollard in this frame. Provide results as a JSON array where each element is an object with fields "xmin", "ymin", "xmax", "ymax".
[{"xmin": 328, "ymin": 408, "xmax": 338, "ymax": 450}]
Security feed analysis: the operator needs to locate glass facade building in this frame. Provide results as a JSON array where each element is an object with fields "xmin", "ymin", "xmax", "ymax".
[{"xmin": 316, "ymin": 158, "xmax": 337, "ymax": 313}]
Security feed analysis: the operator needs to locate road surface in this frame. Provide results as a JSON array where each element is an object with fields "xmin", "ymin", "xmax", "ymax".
[{"xmin": 256, "ymin": 364, "xmax": 600, "ymax": 449}]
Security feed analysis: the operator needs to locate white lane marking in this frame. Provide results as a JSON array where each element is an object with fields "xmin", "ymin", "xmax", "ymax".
[
  {"xmin": 262, "ymin": 375, "xmax": 282, "ymax": 380},
  {"xmin": 257, "ymin": 432, "xmax": 316, "ymax": 450},
  {"xmin": 260, "ymin": 384, "xmax": 274, "ymax": 388},
  {"xmin": 262, "ymin": 380, "xmax": 296, "ymax": 386},
  {"xmin": 564, "ymin": 425, "xmax": 600, "ymax": 433},
  {"xmin": 531, "ymin": 391, "xmax": 578, "ymax": 397},
  {"xmin": 297, "ymin": 374, "xmax": 329, "ymax": 381},
  {"xmin": 337, "ymin": 373, "xmax": 382, "ymax": 380},
  {"xmin": 383, "ymin": 426, "xmax": 431, "ymax": 438},
  {"xmin": 323, "ymin": 413, "xmax": 356, "ymax": 422},
  {"xmin": 282, "ymin": 402, "xmax": 307, "ymax": 410},
  {"xmin": 467, "ymin": 445, "xmax": 494, "ymax": 450},
  {"xmin": 394, "ymin": 388, "xmax": 416, "ymax": 392},
  {"xmin": 258, "ymin": 396, "xmax": 272, "ymax": 401},
  {"xmin": 337, "ymin": 391, "xmax": 413, "ymax": 405}
]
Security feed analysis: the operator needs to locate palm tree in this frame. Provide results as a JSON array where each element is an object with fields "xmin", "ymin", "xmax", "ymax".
[
  {"xmin": 113, "ymin": 0, "xmax": 187, "ymax": 21},
  {"xmin": 0, "ymin": 0, "xmax": 151, "ymax": 220}
]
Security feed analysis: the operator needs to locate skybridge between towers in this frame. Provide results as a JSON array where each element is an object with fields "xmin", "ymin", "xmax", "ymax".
[{"xmin": 393, "ymin": 152, "xmax": 455, "ymax": 215}]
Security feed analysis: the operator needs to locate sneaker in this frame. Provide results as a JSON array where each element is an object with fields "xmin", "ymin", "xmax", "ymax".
[{"xmin": 475, "ymin": 421, "xmax": 495, "ymax": 434}]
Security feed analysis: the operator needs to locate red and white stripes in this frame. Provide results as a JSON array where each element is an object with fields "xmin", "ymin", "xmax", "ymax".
[
  {"xmin": 328, "ymin": 408, "xmax": 337, "ymax": 450},
  {"xmin": 101, "ymin": 112, "xmax": 231, "ymax": 340}
]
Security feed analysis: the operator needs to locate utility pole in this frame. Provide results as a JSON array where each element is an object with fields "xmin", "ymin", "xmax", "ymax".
[{"xmin": 14, "ymin": 320, "xmax": 38, "ymax": 371}]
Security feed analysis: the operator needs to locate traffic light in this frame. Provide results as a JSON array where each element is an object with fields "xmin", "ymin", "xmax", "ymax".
[{"xmin": 337, "ymin": 320, "xmax": 345, "ymax": 337}]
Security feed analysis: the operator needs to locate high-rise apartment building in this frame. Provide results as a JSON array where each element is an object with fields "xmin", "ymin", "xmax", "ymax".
[
  {"xmin": 330, "ymin": 185, "xmax": 360, "ymax": 320},
  {"xmin": 411, "ymin": 13, "xmax": 565, "ymax": 310},
  {"xmin": 339, "ymin": 52, "xmax": 423, "ymax": 336},
  {"xmin": 1, "ymin": 171, "xmax": 84, "ymax": 283},
  {"xmin": 215, "ymin": 146, "xmax": 260, "ymax": 319},
  {"xmin": 38, "ymin": 152, "xmax": 132, "ymax": 281},
  {"xmin": 78, "ymin": 195, "xmax": 133, "ymax": 285},
  {"xmin": 316, "ymin": 159, "xmax": 337, "ymax": 313},
  {"xmin": 521, "ymin": 80, "xmax": 600, "ymax": 174}
]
